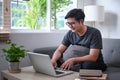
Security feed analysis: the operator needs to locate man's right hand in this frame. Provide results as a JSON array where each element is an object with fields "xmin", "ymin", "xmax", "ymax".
[
  {"xmin": 51, "ymin": 44, "xmax": 67, "ymax": 68},
  {"xmin": 51, "ymin": 59, "xmax": 57, "ymax": 68}
]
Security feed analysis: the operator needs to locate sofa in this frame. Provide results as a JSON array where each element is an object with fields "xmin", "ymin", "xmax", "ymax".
[
  {"xmin": 0, "ymin": 38, "xmax": 120, "ymax": 80},
  {"xmin": 102, "ymin": 38, "xmax": 120, "ymax": 80},
  {"xmin": 33, "ymin": 38, "xmax": 120, "ymax": 80}
]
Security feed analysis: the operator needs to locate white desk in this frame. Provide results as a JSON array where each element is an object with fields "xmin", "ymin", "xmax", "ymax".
[{"xmin": 1, "ymin": 66, "xmax": 79, "ymax": 80}]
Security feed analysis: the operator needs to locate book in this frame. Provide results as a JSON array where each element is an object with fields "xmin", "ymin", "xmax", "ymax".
[
  {"xmin": 79, "ymin": 73, "xmax": 107, "ymax": 80},
  {"xmin": 79, "ymin": 69, "xmax": 102, "ymax": 77}
]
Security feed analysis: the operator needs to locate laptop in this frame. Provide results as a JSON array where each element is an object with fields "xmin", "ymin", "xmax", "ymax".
[
  {"xmin": 79, "ymin": 69, "xmax": 102, "ymax": 77},
  {"xmin": 27, "ymin": 52, "xmax": 73, "ymax": 77}
]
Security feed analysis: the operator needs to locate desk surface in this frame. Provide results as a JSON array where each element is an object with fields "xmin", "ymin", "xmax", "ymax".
[{"xmin": 1, "ymin": 66, "xmax": 79, "ymax": 80}]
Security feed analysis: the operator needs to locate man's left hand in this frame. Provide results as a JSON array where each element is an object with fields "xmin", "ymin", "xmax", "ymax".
[{"xmin": 60, "ymin": 58, "xmax": 75, "ymax": 70}]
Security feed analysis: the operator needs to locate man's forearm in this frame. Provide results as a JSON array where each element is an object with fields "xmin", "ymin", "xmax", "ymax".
[
  {"xmin": 52, "ymin": 50, "xmax": 62, "ymax": 62},
  {"xmin": 52, "ymin": 44, "xmax": 67, "ymax": 62}
]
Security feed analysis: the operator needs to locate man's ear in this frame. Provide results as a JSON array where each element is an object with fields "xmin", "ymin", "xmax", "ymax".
[{"xmin": 80, "ymin": 19, "xmax": 84, "ymax": 25}]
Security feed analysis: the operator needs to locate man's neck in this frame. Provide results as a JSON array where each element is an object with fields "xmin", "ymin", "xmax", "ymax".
[{"xmin": 77, "ymin": 25, "xmax": 87, "ymax": 36}]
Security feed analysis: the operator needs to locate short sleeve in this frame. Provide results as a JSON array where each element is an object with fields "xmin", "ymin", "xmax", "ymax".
[
  {"xmin": 90, "ymin": 30, "xmax": 102, "ymax": 49},
  {"xmin": 62, "ymin": 30, "xmax": 71, "ymax": 47}
]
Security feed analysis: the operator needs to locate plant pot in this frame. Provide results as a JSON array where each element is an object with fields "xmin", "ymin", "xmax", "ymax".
[{"xmin": 8, "ymin": 62, "xmax": 21, "ymax": 73}]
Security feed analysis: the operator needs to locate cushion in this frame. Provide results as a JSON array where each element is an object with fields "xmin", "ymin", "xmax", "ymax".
[{"xmin": 63, "ymin": 45, "xmax": 90, "ymax": 61}]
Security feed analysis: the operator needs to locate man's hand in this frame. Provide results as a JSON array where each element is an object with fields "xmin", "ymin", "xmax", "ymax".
[
  {"xmin": 51, "ymin": 44, "xmax": 67, "ymax": 68},
  {"xmin": 61, "ymin": 58, "xmax": 75, "ymax": 70},
  {"xmin": 51, "ymin": 59, "xmax": 57, "ymax": 68}
]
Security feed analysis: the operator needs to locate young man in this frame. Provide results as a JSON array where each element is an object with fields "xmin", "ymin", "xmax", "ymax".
[{"xmin": 51, "ymin": 8, "xmax": 107, "ymax": 72}]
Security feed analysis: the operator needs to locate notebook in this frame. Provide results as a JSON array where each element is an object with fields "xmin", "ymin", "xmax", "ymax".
[
  {"xmin": 27, "ymin": 52, "xmax": 73, "ymax": 77},
  {"xmin": 79, "ymin": 69, "xmax": 102, "ymax": 77}
]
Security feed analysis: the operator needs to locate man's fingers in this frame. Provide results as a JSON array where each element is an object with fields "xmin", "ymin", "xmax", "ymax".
[
  {"xmin": 54, "ymin": 63, "xmax": 57, "ymax": 67},
  {"xmin": 67, "ymin": 64, "xmax": 71, "ymax": 70},
  {"xmin": 61, "ymin": 63, "xmax": 70, "ymax": 70}
]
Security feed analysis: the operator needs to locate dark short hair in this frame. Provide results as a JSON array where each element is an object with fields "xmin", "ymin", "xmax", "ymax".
[{"xmin": 65, "ymin": 8, "xmax": 85, "ymax": 22}]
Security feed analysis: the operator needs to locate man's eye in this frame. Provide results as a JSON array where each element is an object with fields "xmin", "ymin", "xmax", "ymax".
[{"xmin": 71, "ymin": 22, "xmax": 75, "ymax": 24}]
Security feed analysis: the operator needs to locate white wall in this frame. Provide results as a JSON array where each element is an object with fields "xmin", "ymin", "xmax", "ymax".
[
  {"xmin": 79, "ymin": 0, "xmax": 120, "ymax": 38},
  {"xmin": 96, "ymin": 0, "xmax": 120, "ymax": 38},
  {"xmin": 8, "ymin": 32, "xmax": 65, "ymax": 51}
]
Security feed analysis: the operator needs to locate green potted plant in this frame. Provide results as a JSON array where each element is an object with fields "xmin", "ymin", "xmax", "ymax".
[{"xmin": 2, "ymin": 40, "xmax": 27, "ymax": 73}]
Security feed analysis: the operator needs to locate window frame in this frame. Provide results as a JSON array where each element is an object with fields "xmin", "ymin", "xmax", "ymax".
[{"xmin": 2, "ymin": 0, "xmax": 82, "ymax": 33}]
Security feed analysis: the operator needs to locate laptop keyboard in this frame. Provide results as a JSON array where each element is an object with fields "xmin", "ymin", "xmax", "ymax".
[
  {"xmin": 55, "ymin": 67, "xmax": 73, "ymax": 75},
  {"xmin": 55, "ymin": 71, "xmax": 64, "ymax": 74},
  {"xmin": 55, "ymin": 68, "xmax": 65, "ymax": 74}
]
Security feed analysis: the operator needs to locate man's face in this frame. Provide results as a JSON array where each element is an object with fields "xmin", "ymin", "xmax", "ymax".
[{"xmin": 66, "ymin": 18, "xmax": 82, "ymax": 32}]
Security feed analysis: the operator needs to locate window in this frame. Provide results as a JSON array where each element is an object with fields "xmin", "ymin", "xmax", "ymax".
[
  {"xmin": 11, "ymin": 1, "xmax": 27, "ymax": 29},
  {"xmin": 51, "ymin": 0, "xmax": 77, "ymax": 30},
  {"xmin": 1, "ymin": 0, "xmax": 78, "ymax": 32},
  {"xmin": 0, "ymin": 0, "xmax": 3, "ymax": 29},
  {"xmin": 11, "ymin": 0, "xmax": 47, "ymax": 30}
]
